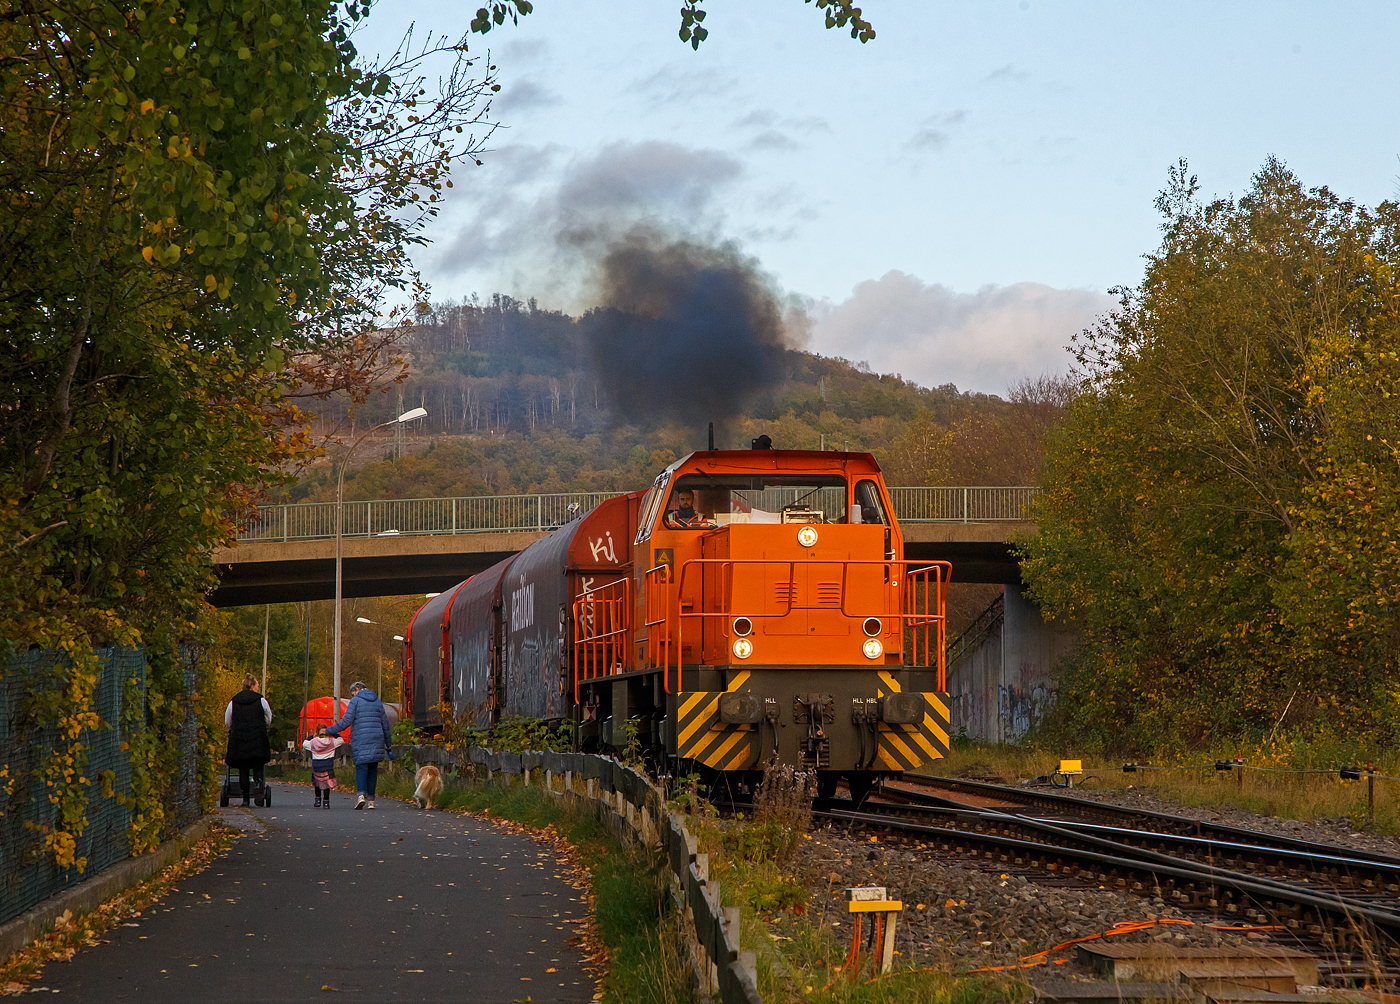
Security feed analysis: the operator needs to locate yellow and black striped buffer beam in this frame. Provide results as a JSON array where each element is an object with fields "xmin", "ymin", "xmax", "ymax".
[
  {"xmin": 675, "ymin": 671, "xmax": 759, "ymax": 771},
  {"xmin": 874, "ymin": 671, "xmax": 951, "ymax": 771}
]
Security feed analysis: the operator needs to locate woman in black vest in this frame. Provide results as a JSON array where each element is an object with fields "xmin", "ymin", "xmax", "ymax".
[{"xmin": 225, "ymin": 675, "xmax": 273, "ymax": 807}]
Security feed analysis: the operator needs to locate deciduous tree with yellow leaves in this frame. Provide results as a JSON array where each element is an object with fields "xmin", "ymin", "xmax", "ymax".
[
  {"xmin": 1021, "ymin": 158, "xmax": 1400, "ymax": 752},
  {"xmin": 0, "ymin": 0, "xmax": 495, "ymax": 863}
]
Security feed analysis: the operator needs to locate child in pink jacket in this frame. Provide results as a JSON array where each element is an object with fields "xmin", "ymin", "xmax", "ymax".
[{"xmin": 302, "ymin": 726, "xmax": 344, "ymax": 807}]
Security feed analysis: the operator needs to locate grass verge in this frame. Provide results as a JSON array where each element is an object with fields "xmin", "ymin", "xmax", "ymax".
[{"xmin": 921, "ymin": 743, "xmax": 1400, "ymax": 834}]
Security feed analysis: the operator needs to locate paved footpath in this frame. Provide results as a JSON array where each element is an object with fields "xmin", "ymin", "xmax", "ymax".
[{"xmin": 43, "ymin": 782, "xmax": 593, "ymax": 1003}]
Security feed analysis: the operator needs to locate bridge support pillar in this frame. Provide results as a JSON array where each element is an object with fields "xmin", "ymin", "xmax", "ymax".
[{"xmin": 947, "ymin": 584, "xmax": 1077, "ymax": 744}]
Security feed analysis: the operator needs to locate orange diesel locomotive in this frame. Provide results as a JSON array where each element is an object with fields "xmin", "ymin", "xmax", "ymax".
[{"xmin": 403, "ymin": 445, "xmax": 951, "ymax": 803}]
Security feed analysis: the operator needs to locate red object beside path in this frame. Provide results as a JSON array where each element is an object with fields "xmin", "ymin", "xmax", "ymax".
[{"xmin": 298, "ymin": 696, "xmax": 401, "ymax": 743}]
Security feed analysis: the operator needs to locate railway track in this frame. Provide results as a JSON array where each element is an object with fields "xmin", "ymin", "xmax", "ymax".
[
  {"xmin": 808, "ymin": 774, "xmax": 1400, "ymax": 971},
  {"xmin": 890, "ymin": 773, "xmax": 1400, "ymax": 868},
  {"xmin": 869, "ymin": 776, "xmax": 1400, "ymax": 903}
]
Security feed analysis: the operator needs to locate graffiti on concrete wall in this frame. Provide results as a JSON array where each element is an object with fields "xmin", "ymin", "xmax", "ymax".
[{"xmin": 948, "ymin": 585, "xmax": 1075, "ymax": 744}]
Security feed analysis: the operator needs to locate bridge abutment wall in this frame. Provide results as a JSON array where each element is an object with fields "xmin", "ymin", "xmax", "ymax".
[{"xmin": 948, "ymin": 584, "xmax": 1077, "ymax": 745}]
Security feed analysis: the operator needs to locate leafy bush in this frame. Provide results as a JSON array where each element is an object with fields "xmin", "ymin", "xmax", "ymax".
[
  {"xmin": 741, "ymin": 869, "xmax": 809, "ymax": 913},
  {"xmin": 472, "ymin": 715, "xmax": 574, "ymax": 753},
  {"xmin": 723, "ymin": 821, "xmax": 798, "ymax": 865}
]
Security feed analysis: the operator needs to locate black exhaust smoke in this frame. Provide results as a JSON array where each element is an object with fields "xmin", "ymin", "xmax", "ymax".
[{"xmin": 582, "ymin": 227, "xmax": 791, "ymax": 429}]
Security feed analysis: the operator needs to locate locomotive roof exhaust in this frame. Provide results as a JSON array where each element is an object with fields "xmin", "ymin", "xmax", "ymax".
[
  {"xmin": 751, "ymin": 434, "xmax": 773, "ymax": 450},
  {"xmin": 708, "ymin": 421, "xmax": 714, "ymax": 451}
]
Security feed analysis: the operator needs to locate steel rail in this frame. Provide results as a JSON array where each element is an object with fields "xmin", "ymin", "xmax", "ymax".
[
  {"xmin": 856, "ymin": 798, "xmax": 1400, "ymax": 910},
  {"xmin": 817, "ymin": 804, "xmax": 1400, "ymax": 951},
  {"xmin": 896, "ymin": 774, "xmax": 1400, "ymax": 868},
  {"xmin": 1058, "ymin": 820, "xmax": 1400, "ymax": 886},
  {"xmin": 875, "ymin": 787, "xmax": 1400, "ymax": 897}
]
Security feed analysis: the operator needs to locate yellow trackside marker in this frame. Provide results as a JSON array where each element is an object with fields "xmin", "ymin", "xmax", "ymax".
[
  {"xmin": 727, "ymin": 671, "xmax": 750, "ymax": 692},
  {"xmin": 679, "ymin": 692, "xmax": 707, "ymax": 717},
  {"xmin": 704, "ymin": 729, "xmax": 748, "ymax": 768},
  {"xmin": 848, "ymin": 900, "xmax": 903, "ymax": 913},
  {"xmin": 878, "ymin": 671, "xmax": 902, "ymax": 693}
]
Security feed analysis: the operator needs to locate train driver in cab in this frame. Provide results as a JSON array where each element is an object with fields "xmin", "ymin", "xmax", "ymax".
[{"xmin": 663, "ymin": 489, "xmax": 715, "ymax": 529}]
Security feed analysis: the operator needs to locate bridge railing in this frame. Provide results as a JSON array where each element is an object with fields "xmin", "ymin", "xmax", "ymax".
[
  {"xmin": 235, "ymin": 486, "xmax": 1040, "ymax": 543},
  {"xmin": 890, "ymin": 486, "xmax": 1041, "ymax": 523}
]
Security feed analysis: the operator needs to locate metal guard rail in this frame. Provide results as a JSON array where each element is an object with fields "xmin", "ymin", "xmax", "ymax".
[
  {"xmin": 646, "ymin": 559, "xmax": 951, "ymax": 696},
  {"xmin": 235, "ymin": 486, "xmax": 1040, "ymax": 542}
]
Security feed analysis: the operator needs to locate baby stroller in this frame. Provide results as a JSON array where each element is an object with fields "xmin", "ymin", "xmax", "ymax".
[{"xmin": 219, "ymin": 763, "xmax": 271, "ymax": 807}]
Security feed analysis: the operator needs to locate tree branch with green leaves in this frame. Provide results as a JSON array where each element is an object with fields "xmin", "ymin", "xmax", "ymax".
[{"xmin": 466, "ymin": 0, "xmax": 875, "ymax": 50}]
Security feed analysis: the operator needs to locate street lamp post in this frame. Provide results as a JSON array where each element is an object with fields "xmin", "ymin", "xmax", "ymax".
[
  {"xmin": 334, "ymin": 407, "xmax": 427, "ymax": 708},
  {"xmin": 392, "ymin": 635, "xmax": 406, "ymax": 707},
  {"xmin": 356, "ymin": 616, "xmax": 382, "ymax": 697}
]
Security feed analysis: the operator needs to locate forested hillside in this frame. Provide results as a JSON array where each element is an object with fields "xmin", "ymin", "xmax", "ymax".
[{"xmin": 288, "ymin": 295, "xmax": 1072, "ymax": 503}]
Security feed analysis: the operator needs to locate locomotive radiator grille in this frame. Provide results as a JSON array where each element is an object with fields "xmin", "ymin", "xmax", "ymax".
[
  {"xmin": 675, "ymin": 672, "xmax": 760, "ymax": 771},
  {"xmin": 873, "ymin": 671, "xmax": 951, "ymax": 770}
]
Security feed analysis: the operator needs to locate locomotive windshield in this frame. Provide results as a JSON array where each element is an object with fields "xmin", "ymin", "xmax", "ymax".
[{"xmin": 662, "ymin": 473, "xmax": 850, "ymax": 528}]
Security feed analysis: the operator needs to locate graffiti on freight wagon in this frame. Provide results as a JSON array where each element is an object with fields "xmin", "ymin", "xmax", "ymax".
[{"xmin": 510, "ymin": 576, "xmax": 535, "ymax": 632}]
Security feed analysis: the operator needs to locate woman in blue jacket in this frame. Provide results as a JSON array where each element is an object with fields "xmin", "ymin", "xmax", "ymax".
[{"xmin": 327, "ymin": 682, "xmax": 393, "ymax": 809}]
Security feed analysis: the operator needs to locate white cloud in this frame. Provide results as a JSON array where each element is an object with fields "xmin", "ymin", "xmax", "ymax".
[
  {"xmin": 904, "ymin": 111, "xmax": 967, "ymax": 153},
  {"xmin": 630, "ymin": 63, "xmax": 739, "ymax": 109},
  {"xmin": 981, "ymin": 63, "xmax": 1029, "ymax": 85},
  {"xmin": 809, "ymin": 270, "xmax": 1113, "ymax": 395},
  {"xmin": 747, "ymin": 129, "xmax": 802, "ymax": 152},
  {"xmin": 495, "ymin": 79, "xmax": 562, "ymax": 115}
]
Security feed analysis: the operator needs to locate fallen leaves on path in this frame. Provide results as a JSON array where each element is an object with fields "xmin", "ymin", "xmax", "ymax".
[{"xmin": 0, "ymin": 825, "xmax": 236, "ymax": 995}]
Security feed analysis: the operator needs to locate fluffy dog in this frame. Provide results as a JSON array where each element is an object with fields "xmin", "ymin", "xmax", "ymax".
[{"xmin": 413, "ymin": 764, "xmax": 443, "ymax": 809}]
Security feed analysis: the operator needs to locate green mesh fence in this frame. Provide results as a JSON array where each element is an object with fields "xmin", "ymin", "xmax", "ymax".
[{"xmin": 0, "ymin": 647, "xmax": 146, "ymax": 926}]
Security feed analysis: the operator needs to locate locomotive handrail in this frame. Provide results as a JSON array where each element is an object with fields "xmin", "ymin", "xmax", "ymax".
[
  {"xmin": 572, "ymin": 577, "xmax": 630, "ymax": 703},
  {"xmin": 653, "ymin": 558, "xmax": 952, "ymax": 689},
  {"xmin": 234, "ymin": 486, "xmax": 1041, "ymax": 542},
  {"xmin": 643, "ymin": 564, "xmax": 676, "ymax": 694}
]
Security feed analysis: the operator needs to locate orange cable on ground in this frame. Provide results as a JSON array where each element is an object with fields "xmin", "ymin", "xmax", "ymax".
[
  {"xmin": 874, "ymin": 916, "xmax": 1288, "ymax": 984},
  {"xmin": 819, "ymin": 914, "xmax": 864, "ymax": 992},
  {"xmin": 822, "ymin": 910, "xmax": 900, "ymax": 991}
]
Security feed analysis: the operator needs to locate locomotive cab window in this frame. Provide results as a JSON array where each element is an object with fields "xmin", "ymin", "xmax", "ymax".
[
  {"xmin": 634, "ymin": 471, "xmax": 670, "ymax": 544},
  {"xmin": 851, "ymin": 480, "xmax": 888, "ymax": 525},
  {"xmin": 659, "ymin": 474, "xmax": 848, "ymax": 529}
]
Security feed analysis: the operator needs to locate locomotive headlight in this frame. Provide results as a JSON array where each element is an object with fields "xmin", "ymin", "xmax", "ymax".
[
  {"xmin": 732, "ymin": 616, "xmax": 753, "ymax": 637},
  {"xmin": 862, "ymin": 638, "xmax": 883, "ymax": 660},
  {"xmin": 862, "ymin": 617, "xmax": 882, "ymax": 637},
  {"xmin": 797, "ymin": 525, "xmax": 818, "ymax": 547},
  {"xmin": 733, "ymin": 637, "xmax": 754, "ymax": 660}
]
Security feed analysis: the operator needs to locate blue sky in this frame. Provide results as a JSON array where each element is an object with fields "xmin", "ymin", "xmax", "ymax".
[{"xmin": 356, "ymin": 2, "xmax": 1400, "ymax": 394}]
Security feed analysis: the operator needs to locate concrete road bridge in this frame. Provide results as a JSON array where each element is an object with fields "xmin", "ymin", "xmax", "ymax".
[
  {"xmin": 211, "ymin": 487, "xmax": 1038, "ymax": 606},
  {"xmin": 210, "ymin": 486, "xmax": 1066, "ymax": 753}
]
